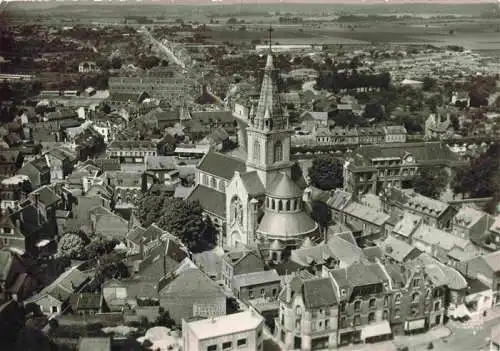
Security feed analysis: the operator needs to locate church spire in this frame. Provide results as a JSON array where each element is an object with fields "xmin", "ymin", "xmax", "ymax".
[{"xmin": 249, "ymin": 26, "xmax": 287, "ymax": 133}]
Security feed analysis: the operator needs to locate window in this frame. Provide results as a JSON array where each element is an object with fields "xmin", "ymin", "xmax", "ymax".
[
  {"xmin": 51, "ymin": 306, "xmax": 58, "ymax": 313},
  {"xmin": 261, "ymin": 288, "xmax": 265, "ymax": 296},
  {"xmin": 434, "ymin": 301, "xmax": 441, "ymax": 312},
  {"xmin": 411, "ymin": 308, "xmax": 418, "ymax": 316},
  {"xmin": 341, "ymin": 289, "xmax": 347, "ymax": 297},
  {"xmin": 273, "ymin": 141, "xmax": 283, "ymax": 162},
  {"xmin": 249, "ymin": 290, "xmax": 254, "ymax": 299},
  {"xmin": 278, "ymin": 200, "xmax": 283, "ymax": 211},
  {"xmin": 295, "ymin": 306, "xmax": 302, "ymax": 316},
  {"xmin": 354, "ymin": 300, "xmax": 361, "ymax": 312},
  {"xmin": 382, "ymin": 310, "xmax": 389, "ymax": 320},
  {"xmin": 219, "ymin": 181, "xmax": 225, "ymax": 191},
  {"xmin": 210, "ymin": 177, "xmax": 217, "ymax": 188},
  {"xmin": 384, "ymin": 296, "xmax": 389, "ymax": 307},
  {"xmin": 296, "ymin": 319, "xmax": 300, "ymax": 329},
  {"xmin": 237, "ymin": 339, "xmax": 247, "ymax": 347},
  {"xmin": 207, "ymin": 345, "xmax": 217, "ymax": 351},
  {"xmin": 340, "ymin": 302, "xmax": 346, "ymax": 312},
  {"xmin": 394, "ymin": 308, "xmax": 400, "ymax": 319},
  {"xmin": 285, "ymin": 200, "xmax": 290, "ymax": 211},
  {"xmin": 369, "ymin": 298, "xmax": 376, "ymax": 309},
  {"xmin": 272, "ymin": 288, "xmax": 277, "ymax": 297},
  {"xmin": 395, "ymin": 294, "xmax": 401, "ymax": 304},
  {"xmin": 368, "ymin": 312, "xmax": 375, "ymax": 323},
  {"xmin": 253, "ymin": 140, "xmax": 260, "ymax": 162},
  {"xmin": 3, "ymin": 227, "xmax": 11, "ymax": 234},
  {"xmin": 257, "ymin": 330, "xmax": 262, "ymax": 338},
  {"xmin": 222, "ymin": 341, "xmax": 232, "ymax": 350},
  {"xmin": 426, "ymin": 289, "xmax": 431, "ymax": 299},
  {"xmin": 325, "ymin": 319, "xmax": 329, "ymax": 329},
  {"xmin": 202, "ymin": 174, "xmax": 209, "ymax": 185},
  {"xmin": 412, "ymin": 292, "xmax": 420, "ymax": 304},
  {"xmin": 353, "ymin": 315, "xmax": 361, "ymax": 326},
  {"xmin": 412, "ymin": 278, "xmax": 420, "ymax": 288},
  {"xmin": 340, "ymin": 317, "xmax": 347, "ymax": 328}
]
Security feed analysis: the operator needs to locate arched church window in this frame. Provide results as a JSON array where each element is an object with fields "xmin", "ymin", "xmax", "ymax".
[
  {"xmin": 253, "ymin": 140, "xmax": 260, "ymax": 162},
  {"xmin": 202, "ymin": 174, "xmax": 209, "ymax": 185},
  {"xmin": 286, "ymin": 201, "xmax": 290, "ymax": 211},
  {"xmin": 219, "ymin": 181, "xmax": 225, "ymax": 192},
  {"xmin": 210, "ymin": 177, "xmax": 217, "ymax": 188},
  {"xmin": 266, "ymin": 198, "xmax": 270, "ymax": 208},
  {"xmin": 294, "ymin": 200, "xmax": 299, "ymax": 210},
  {"xmin": 278, "ymin": 200, "xmax": 283, "ymax": 211},
  {"xmin": 274, "ymin": 141, "xmax": 283, "ymax": 162},
  {"xmin": 272, "ymin": 199, "xmax": 276, "ymax": 210}
]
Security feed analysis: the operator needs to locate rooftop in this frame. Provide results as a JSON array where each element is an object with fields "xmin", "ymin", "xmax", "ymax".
[
  {"xmin": 197, "ymin": 152, "xmax": 246, "ymax": 181},
  {"xmin": 232, "ymin": 269, "xmax": 280, "ymax": 290},
  {"xmin": 185, "ymin": 310, "xmax": 263, "ymax": 340}
]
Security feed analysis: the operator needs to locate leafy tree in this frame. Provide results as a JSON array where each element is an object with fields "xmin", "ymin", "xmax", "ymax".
[
  {"xmin": 412, "ymin": 168, "xmax": 448, "ymax": 199},
  {"xmin": 56, "ymin": 233, "xmax": 86, "ymax": 260},
  {"xmin": 363, "ymin": 102, "xmax": 385, "ymax": 121},
  {"xmin": 453, "ymin": 143, "xmax": 500, "ymax": 199},
  {"xmin": 85, "ymin": 236, "xmax": 119, "ymax": 259},
  {"xmin": 110, "ymin": 56, "xmax": 122, "ymax": 69},
  {"xmin": 422, "ymin": 77, "xmax": 437, "ymax": 91},
  {"xmin": 136, "ymin": 194, "xmax": 213, "ymax": 252},
  {"xmin": 308, "ymin": 155, "xmax": 344, "ymax": 191},
  {"xmin": 310, "ymin": 200, "xmax": 332, "ymax": 234}
]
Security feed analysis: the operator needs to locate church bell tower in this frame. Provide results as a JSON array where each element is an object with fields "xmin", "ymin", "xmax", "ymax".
[{"xmin": 245, "ymin": 27, "xmax": 294, "ymax": 189}]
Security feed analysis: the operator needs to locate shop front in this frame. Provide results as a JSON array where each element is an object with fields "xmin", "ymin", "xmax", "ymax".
[
  {"xmin": 361, "ymin": 320, "xmax": 392, "ymax": 343},
  {"xmin": 404, "ymin": 318, "xmax": 427, "ymax": 334}
]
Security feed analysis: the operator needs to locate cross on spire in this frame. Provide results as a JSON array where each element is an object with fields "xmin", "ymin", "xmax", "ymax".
[{"xmin": 267, "ymin": 25, "xmax": 273, "ymax": 53}]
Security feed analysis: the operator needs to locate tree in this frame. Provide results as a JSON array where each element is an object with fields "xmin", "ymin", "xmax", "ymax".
[
  {"xmin": 422, "ymin": 77, "xmax": 437, "ymax": 91},
  {"xmin": 136, "ymin": 194, "xmax": 213, "ymax": 251},
  {"xmin": 412, "ymin": 168, "xmax": 448, "ymax": 199},
  {"xmin": 308, "ymin": 155, "xmax": 344, "ymax": 191},
  {"xmin": 452, "ymin": 143, "xmax": 500, "ymax": 199},
  {"xmin": 110, "ymin": 56, "xmax": 122, "ymax": 69},
  {"xmin": 56, "ymin": 233, "xmax": 86, "ymax": 260},
  {"xmin": 363, "ymin": 102, "xmax": 385, "ymax": 121},
  {"xmin": 310, "ymin": 200, "xmax": 332, "ymax": 234},
  {"xmin": 85, "ymin": 236, "xmax": 119, "ymax": 259}
]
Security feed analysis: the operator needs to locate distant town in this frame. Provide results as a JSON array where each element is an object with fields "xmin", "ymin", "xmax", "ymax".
[{"xmin": 1, "ymin": 2, "xmax": 500, "ymax": 351}]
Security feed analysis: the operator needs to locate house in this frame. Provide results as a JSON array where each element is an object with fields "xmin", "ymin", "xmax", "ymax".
[
  {"xmin": 70, "ymin": 293, "xmax": 103, "ymax": 316},
  {"xmin": 460, "ymin": 251, "xmax": 500, "ymax": 306},
  {"xmin": 424, "ymin": 109, "xmax": 452, "ymax": 140},
  {"xmin": 221, "ymin": 249, "xmax": 266, "ymax": 289},
  {"xmin": 0, "ymin": 150, "xmax": 23, "ymax": 177},
  {"xmin": 301, "ymin": 111, "xmax": 329, "ymax": 129},
  {"xmin": 145, "ymin": 156, "xmax": 181, "ymax": 189},
  {"xmin": 452, "ymin": 207, "xmax": 495, "ymax": 243},
  {"xmin": 0, "ymin": 174, "xmax": 31, "ymax": 212},
  {"xmin": 78, "ymin": 337, "xmax": 111, "ymax": 351},
  {"xmin": 383, "ymin": 188, "xmax": 455, "ymax": 230},
  {"xmin": 24, "ymin": 266, "xmax": 90, "ymax": 316},
  {"xmin": 340, "ymin": 202, "xmax": 389, "ymax": 238},
  {"xmin": 88, "ymin": 206, "xmax": 129, "ymax": 241},
  {"xmin": 106, "ymin": 140, "xmax": 157, "ymax": 164},
  {"xmin": 182, "ymin": 309, "xmax": 264, "ymax": 351},
  {"xmin": 17, "ymin": 157, "xmax": 51, "ymax": 189},
  {"xmin": 383, "ymin": 126, "xmax": 407, "ymax": 143},
  {"xmin": 344, "ymin": 142, "xmax": 466, "ymax": 199},
  {"xmin": 197, "ymin": 126, "xmax": 231, "ymax": 152},
  {"xmin": 158, "ymin": 268, "xmax": 226, "ymax": 325},
  {"xmin": 276, "ymin": 270, "xmax": 339, "ymax": 350},
  {"xmin": 0, "ymin": 214, "xmax": 26, "ymax": 252},
  {"xmin": 44, "ymin": 147, "xmax": 77, "ymax": 182},
  {"xmin": 382, "ymin": 236, "xmax": 421, "ymax": 264},
  {"xmin": 232, "ymin": 269, "xmax": 281, "ymax": 301}
]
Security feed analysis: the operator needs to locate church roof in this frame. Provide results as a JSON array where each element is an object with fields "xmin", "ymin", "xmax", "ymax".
[
  {"xmin": 197, "ymin": 151, "xmax": 246, "ymax": 180},
  {"xmin": 258, "ymin": 211, "xmax": 318, "ymax": 239},
  {"xmin": 267, "ymin": 173, "xmax": 302, "ymax": 199},
  {"xmin": 186, "ymin": 185, "xmax": 226, "ymax": 218},
  {"xmin": 239, "ymin": 171, "xmax": 265, "ymax": 196}
]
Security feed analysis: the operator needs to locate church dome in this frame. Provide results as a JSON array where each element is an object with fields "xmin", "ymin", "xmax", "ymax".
[
  {"xmin": 258, "ymin": 211, "xmax": 318, "ymax": 240},
  {"xmin": 267, "ymin": 173, "xmax": 303, "ymax": 199}
]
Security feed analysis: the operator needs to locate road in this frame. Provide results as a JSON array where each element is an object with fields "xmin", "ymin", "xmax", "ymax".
[{"xmin": 139, "ymin": 27, "xmax": 186, "ymax": 70}]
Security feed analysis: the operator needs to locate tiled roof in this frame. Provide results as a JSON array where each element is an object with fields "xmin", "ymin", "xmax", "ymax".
[
  {"xmin": 145, "ymin": 156, "xmax": 176, "ymax": 170},
  {"xmin": 158, "ymin": 268, "xmax": 224, "ymax": 298},
  {"xmin": 413, "ymin": 224, "xmax": 471, "ymax": 251},
  {"xmin": 197, "ymin": 152, "xmax": 246, "ymax": 180},
  {"xmin": 330, "ymin": 262, "xmax": 388, "ymax": 289},
  {"xmin": 190, "ymin": 111, "xmax": 235, "ymax": 124},
  {"xmin": 343, "ymin": 202, "xmax": 389, "ymax": 226},
  {"xmin": 31, "ymin": 186, "xmax": 61, "ymax": 207},
  {"xmin": 412, "ymin": 253, "xmax": 467, "ymax": 290},
  {"xmin": 267, "ymin": 173, "xmax": 302, "ymax": 198},
  {"xmin": 392, "ymin": 212, "xmax": 422, "ymax": 238},
  {"xmin": 383, "ymin": 236, "xmax": 419, "ymax": 263},
  {"xmin": 0, "ymin": 250, "xmax": 13, "ymax": 281},
  {"xmin": 186, "ymin": 185, "xmax": 226, "ymax": 218},
  {"xmin": 303, "ymin": 277, "xmax": 337, "ymax": 308}
]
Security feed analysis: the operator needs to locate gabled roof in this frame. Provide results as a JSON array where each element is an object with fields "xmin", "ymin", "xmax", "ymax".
[
  {"xmin": 186, "ymin": 184, "xmax": 226, "ymax": 218},
  {"xmin": 303, "ymin": 277, "xmax": 337, "ymax": 309},
  {"xmin": 30, "ymin": 186, "xmax": 61, "ymax": 207},
  {"xmin": 197, "ymin": 152, "xmax": 246, "ymax": 180},
  {"xmin": 343, "ymin": 202, "xmax": 389, "ymax": 226},
  {"xmin": 158, "ymin": 268, "xmax": 224, "ymax": 298},
  {"xmin": 330, "ymin": 262, "xmax": 388, "ymax": 290},
  {"xmin": 383, "ymin": 236, "xmax": 420, "ymax": 263},
  {"xmin": 0, "ymin": 250, "xmax": 13, "ymax": 281},
  {"xmin": 392, "ymin": 212, "xmax": 422, "ymax": 238},
  {"xmin": 413, "ymin": 224, "xmax": 471, "ymax": 251},
  {"xmin": 412, "ymin": 253, "xmax": 467, "ymax": 290},
  {"xmin": 326, "ymin": 189, "xmax": 352, "ymax": 211}
]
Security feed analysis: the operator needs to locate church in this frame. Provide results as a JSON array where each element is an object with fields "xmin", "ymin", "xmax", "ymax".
[{"xmin": 187, "ymin": 53, "xmax": 319, "ymax": 262}]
